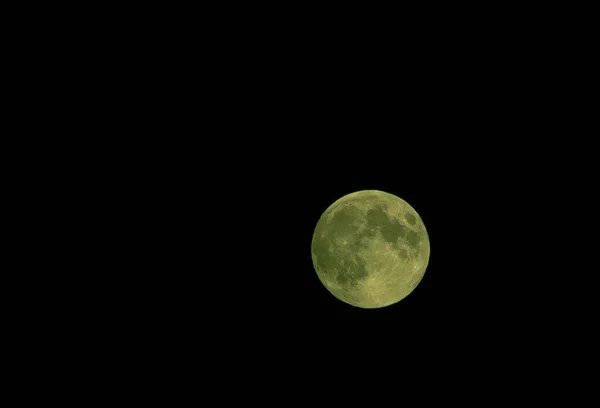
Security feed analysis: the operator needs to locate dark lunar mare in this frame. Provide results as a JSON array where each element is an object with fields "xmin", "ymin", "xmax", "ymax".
[{"xmin": 366, "ymin": 206, "xmax": 415, "ymax": 246}]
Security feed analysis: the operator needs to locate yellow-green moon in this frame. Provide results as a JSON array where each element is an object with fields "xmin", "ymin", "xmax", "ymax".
[{"xmin": 311, "ymin": 190, "xmax": 430, "ymax": 309}]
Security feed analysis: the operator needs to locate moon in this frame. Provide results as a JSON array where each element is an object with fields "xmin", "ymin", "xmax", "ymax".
[{"xmin": 311, "ymin": 190, "xmax": 430, "ymax": 309}]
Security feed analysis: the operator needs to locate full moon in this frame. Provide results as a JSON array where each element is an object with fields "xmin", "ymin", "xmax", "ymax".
[{"xmin": 311, "ymin": 190, "xmax": 430, "ymax": 309}]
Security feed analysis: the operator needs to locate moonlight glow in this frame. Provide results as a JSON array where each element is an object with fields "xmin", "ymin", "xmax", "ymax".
[{"xmin": 311, "ymin": 190, "xmax": 430, "ymax": 309}]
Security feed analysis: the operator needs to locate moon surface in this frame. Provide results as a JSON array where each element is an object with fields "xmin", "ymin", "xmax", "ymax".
[{"xmin": 311, "ymin": 190, "xmax": 430, "ymax": 309}]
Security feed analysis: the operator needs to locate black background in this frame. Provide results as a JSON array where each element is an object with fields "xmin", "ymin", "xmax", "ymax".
[
  {"xmin": 35, "ymin": 10, "xmax": 594, "ymax": 396},
  {"xmin": 4, "ymin": 3, "xmax": 596, "ymax": 402}
]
